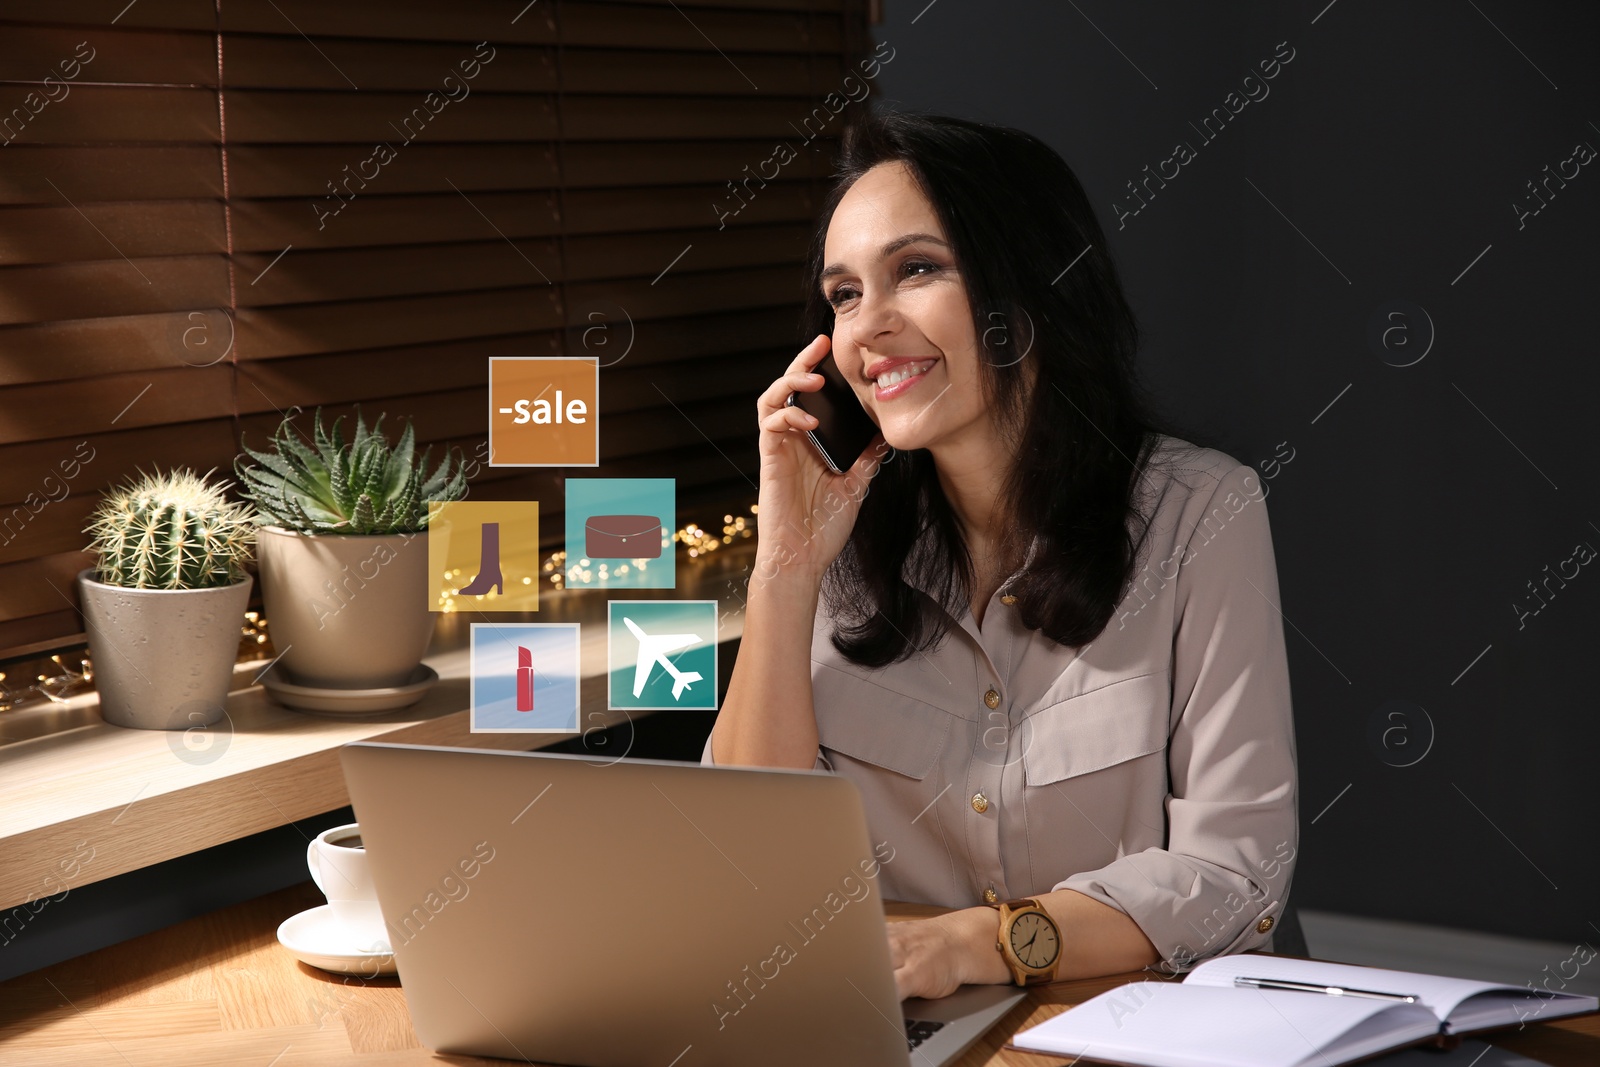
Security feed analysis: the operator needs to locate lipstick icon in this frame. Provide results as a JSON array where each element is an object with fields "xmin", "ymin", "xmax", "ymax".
[{"xmin": 516, "ymin": 646, "xmax": 533, "ymax": 712}]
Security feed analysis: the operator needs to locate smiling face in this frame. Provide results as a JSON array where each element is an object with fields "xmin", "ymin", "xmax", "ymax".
[{"xmin": 820, "ymin": 160, "xmax": 995, "ymax": 458}]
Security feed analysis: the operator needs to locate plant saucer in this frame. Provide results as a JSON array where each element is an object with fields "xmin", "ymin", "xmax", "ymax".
[{"xmin": 259, "ymin": 663, "xmax": 439, "ymax": 715}]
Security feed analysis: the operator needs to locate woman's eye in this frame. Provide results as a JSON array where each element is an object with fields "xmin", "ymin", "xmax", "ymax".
[{"xmin": 824, "ymin": 261, "xmax": 939, "ymax": 307}]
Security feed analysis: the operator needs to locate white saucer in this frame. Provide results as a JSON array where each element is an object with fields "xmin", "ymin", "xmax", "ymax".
[
  {"xmin": 261, "ymin": 664, "xmax": 439, "ymax": 715},
  {"xmin": 277, "ymin": 904, "xmax": 398, "ymax": 976}
]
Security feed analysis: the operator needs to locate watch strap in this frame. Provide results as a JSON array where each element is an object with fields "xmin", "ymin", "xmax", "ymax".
[{"xmin": 986, "ymin": 896, "xmax": 1041, "ymax": 918}]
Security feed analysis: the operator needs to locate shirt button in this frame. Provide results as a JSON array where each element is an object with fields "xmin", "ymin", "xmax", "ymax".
[
  {"xmin": 983, "ymin": 688, "xmax": 1000, "ymax": 709},
  {"xmin": 1257, "ymin": 917, "xmax": 1275, "ymax": 933},
  {"xmin": 983, "ymin": 887, "xmax": 998, "ymax": 904},
  {"xmin": 971, "ymin": 792, "xmax": 990, "ymax": 813},
  {"xmin": 1000, "ymin": 594, "xmax": 1017, "ymax": 605}
]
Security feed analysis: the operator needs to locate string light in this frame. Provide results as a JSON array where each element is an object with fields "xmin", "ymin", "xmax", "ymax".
[
  {"xmin": 0, "ymin": 655, "xmax": 89, "ymax": 711},
  {"xmin": 0, "ymin": 612, "xmax": 274, "ymax": 717}
]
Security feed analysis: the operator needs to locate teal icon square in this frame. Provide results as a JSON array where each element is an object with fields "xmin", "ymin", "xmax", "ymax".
[
  {"xmin": 469, "ymin": 623, "xmax": 580, "ymax": 732},
  {"xmin": 607, "ymin": 600, "xmax": 717, "ymax": 711},
  {"xmin": 564, "ymin": 478, "xmax": 675, "ymax": 590}
]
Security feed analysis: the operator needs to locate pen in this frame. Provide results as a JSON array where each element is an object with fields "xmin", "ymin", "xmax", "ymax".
[{"xmin": 1233, "ymin": 977, "xmax": 1421, "ymax": 1003}]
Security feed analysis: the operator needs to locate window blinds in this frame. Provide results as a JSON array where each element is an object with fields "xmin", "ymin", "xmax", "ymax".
[{"xmin": 0, "ymin": 0, "xmax": 868, "ymax": 657}]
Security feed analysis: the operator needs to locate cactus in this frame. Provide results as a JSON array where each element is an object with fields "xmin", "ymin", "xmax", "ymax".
[
  {"xmin": 86, "ymin": 468, "xmax": 256, "ymax": 590},
  {"xmin": 234, "ymin": 407, "xmax": 467, "ymax": 535}
]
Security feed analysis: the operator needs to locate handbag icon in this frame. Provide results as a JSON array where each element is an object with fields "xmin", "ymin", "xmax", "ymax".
[{"xmin": 584, "ymin": 515, "xmax": 663, "ymax": 559}]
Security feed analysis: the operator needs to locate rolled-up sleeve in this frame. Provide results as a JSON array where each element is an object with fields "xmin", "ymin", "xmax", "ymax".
[
  {"xmin": 699, "ymin": 731, "xmax": 835, "ymax": 772},
  {"xmin": 1052, "ymin": 461, "xmax": 1299, "ymax": 973}
]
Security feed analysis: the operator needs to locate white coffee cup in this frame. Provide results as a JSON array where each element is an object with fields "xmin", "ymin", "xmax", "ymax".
[{"xmin": 307, "ymin": 822, "xmax": 390, "ymax": 952}]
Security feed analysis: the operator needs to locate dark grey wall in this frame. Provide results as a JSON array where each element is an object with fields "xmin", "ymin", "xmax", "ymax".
[{"xmin": 867, "ymin": 0, "xmax": 1597, "ymax": 942}]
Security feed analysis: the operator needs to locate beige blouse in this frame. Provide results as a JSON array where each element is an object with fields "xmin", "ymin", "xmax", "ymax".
[{"xmin": 702, "ymin": 436, "xmax": 1299, "ymax": 973}]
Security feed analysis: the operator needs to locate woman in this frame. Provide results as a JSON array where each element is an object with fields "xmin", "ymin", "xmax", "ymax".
[{"xmin": 702, "ymin": 111, "xmax": 1298, "ymax": 1002}]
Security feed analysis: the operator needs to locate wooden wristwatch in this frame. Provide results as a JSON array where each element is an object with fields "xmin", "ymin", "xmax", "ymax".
[{"xmin": 988, "ymin": 897, "xmax": 1062, "ymax": 986}]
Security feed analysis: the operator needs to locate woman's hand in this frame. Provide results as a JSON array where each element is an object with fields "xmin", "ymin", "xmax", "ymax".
[
  {"xmin": 886, "ymin": 909, "xmax": 1012, "ymax": 1001},
  {"xmin": 753, "ymin": 333, "xmax": 885, "ymax": 585}
]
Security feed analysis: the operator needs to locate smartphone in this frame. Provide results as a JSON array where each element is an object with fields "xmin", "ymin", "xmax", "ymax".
[{"xmin": 786, "ymin": 352, "xmax": 879, "ymax": 475}]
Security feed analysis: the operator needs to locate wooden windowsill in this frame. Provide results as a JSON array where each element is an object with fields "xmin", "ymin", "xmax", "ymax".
[{"xmin": 0, "ymin": 544, "xmax": 753, "ymax": 914}]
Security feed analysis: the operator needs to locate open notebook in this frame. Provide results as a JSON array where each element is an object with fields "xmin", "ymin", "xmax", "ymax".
[{"xmin": 1006, "ymin": 953, "xmax": 1598, "ymax": 1067}]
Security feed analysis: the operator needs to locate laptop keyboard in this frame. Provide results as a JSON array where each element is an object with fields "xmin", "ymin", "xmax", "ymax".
[{"xmin": 905, "ymin": 1018, "xmax": 946, "ymax": 1050}]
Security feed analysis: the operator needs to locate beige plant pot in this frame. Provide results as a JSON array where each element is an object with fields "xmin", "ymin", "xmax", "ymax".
[
  {"xmin": 255, "ymin": 525, "xmax": 434, "ymax": 690},
  {"xmin": 79, "ymin": 569, "xmax": 252, "ymax": 730}
]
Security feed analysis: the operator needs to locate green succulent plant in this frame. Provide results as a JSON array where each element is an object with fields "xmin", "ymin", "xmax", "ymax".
[
  {"xmin": 86, "ymin": 468, "xmax": 256, "ymax": 590},
  {"xmin": 235, "ymin": 407, "xmax": 467, "ymax": 535}
]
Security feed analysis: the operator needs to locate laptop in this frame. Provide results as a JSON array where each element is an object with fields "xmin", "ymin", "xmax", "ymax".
[{"xmin": 340, "ymin": 741, "xmax": 1028, "ymax": 1066}]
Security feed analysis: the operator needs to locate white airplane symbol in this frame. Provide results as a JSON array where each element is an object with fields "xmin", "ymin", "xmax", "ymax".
[{"xmin": 623, "ymin": 616, "xmax": 704, "ymax": 700}]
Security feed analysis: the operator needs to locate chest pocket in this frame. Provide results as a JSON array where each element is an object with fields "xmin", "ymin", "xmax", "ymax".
[
  {"xmin": 1022, "ymin": 668, "xmax": 1171, "ymax": 786},
  {"xmin": 808, "ymin": 615, "xmax": 964, "ymax": 780},
  {"xmin": 812, "ymin": 672, "xmax": 954, "ymax": 780}
]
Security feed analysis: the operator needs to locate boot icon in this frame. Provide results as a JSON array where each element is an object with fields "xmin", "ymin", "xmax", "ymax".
[{"xmin": 458, "ymin": 522, "xmax": 504, "ymax": 596}]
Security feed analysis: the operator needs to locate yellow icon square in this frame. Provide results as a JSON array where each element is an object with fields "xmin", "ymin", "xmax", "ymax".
[{"xmin": 427, "ymin": 500, "xmax": 542, "ymax": 613}]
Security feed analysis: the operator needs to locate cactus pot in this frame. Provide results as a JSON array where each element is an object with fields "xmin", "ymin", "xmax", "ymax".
[
  {"xmin": 255, "ymin": 525, "xmax": 433, "ymax": 690},
  {"xmin": 78, "ymin": 569, "xmax": 252, "ymax": 731}
]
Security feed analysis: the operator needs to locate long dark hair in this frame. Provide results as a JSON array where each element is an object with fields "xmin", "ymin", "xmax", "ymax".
[{"xmin": 804, "ymin": 111, "xmax": 1216, "ymax": 667}]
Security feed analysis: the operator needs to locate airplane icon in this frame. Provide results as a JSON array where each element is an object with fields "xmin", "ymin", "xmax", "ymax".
[{"xmin": 622, "ymin": 616, "xmax": 704, "ymax": 700}]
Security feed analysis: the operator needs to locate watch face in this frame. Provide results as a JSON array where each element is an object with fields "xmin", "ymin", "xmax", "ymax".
[{"xmin": 1009, "ymin": 911, "xmax": 1060, "ymax": 969}]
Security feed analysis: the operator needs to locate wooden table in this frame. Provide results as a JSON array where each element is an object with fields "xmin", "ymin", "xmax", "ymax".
[{"xmin": 1, "ymin": 884, "xmax": 1595, "ymax": 1066}]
